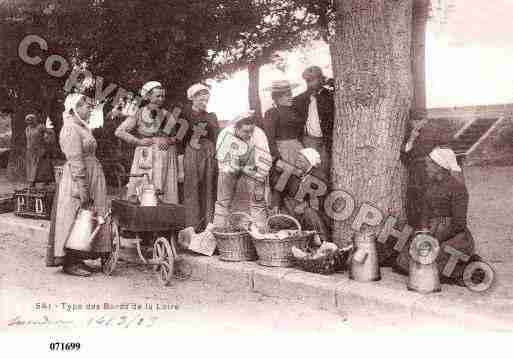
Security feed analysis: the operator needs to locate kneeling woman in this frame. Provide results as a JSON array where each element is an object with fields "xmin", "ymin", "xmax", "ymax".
[
  {"xmin": 46, "ymin": 93, "xmax": 109, "ymax": 276},
  {"xmin": 396, "ymin": 147, "xmax": 478, "ymax": 283},
  {"xmin": 115, "ymin": 81, "xmax": 179, "ymax": 204}
]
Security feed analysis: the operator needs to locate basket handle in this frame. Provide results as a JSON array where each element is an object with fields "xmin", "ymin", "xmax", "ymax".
[
  {"xmin": 265, "ymin": 213, "xmax": 302, "ymax": 232},
  {"xmin": 229, "ymin": 211, "xmax": 254, "ymax": 230}
]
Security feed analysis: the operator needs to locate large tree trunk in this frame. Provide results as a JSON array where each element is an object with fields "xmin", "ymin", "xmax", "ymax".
[
  {"xmin": 248, "ymin": 61, "xmax": 262, "ymax": 119},
  {"xmin": 412, "ymin": 0, "xmax": 429, "ymax": 112},
  {"xmin": 331, "ymin": 0, "xmax": 414, "ymax": 246}
]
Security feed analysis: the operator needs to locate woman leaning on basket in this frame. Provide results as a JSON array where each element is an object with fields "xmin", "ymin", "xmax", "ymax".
[
  {"xmin": 46, "ymin": 93, "xmax": 109, "ymax": 277},
  {"xmin": 115, "ymin": 81, "xmax": 179, "ymax": 204}
]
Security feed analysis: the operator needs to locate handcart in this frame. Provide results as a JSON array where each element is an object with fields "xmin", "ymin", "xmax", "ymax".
[{"xmin": 101, "ymin": 175, "xmax": 188, "ymax": 286}]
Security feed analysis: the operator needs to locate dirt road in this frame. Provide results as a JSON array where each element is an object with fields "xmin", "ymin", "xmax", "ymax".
[{"xmin": 0, "ymin": 230, "xmax": 473, "ymax": 336}]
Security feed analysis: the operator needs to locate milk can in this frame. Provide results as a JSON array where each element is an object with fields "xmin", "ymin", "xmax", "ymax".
[
  {"xmin": 407, "ymin": 232, "xmax": 441, "ymax": 293},
  {"xmin": 350, "ymin": 230, "xmax": 381, "ymax": 282}
]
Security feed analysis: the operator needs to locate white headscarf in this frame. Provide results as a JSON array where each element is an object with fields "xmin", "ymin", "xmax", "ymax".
[
  {"xmin": 299, "ymin": 148, "xmax": 321, "ymax": 172},
  {"xmin": 140, "ymin": 81, "xmax": 163, "ymax": 98},
  {"xmin": 429, "ymin": 146, "xmax": 462, "ymax": 172},
  {"xmin": 64, "ymin": 93, "xmax": 83, "ymax": 112},
  {"xmin": 187, "ymin": 83, "xmax": 209, "ymax": 100},
  {"xmin": 45, "ymin": 117, "xmax": 54, "ymax": 129},
  {"xmin": 63, "ymin": 93, "xmax": 89, "ymax": 127}
]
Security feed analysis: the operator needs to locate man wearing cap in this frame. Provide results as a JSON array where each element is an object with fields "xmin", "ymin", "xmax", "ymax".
[
  {"xmin": 294, "ymin": 66, "xmax": 334, "ymax": 180},
  {"xmin": 394, "ymin": 146, "xmax": 480, "ymax": 284},
  {"xmin": 181, "ymin": 83, "xmax": 219, "ymax": 231},
  {"xmin": 214, "ymin": 111, "xmax": 272, "ymax": 229}
]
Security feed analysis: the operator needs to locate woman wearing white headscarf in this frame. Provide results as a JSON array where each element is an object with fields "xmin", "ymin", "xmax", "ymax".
[
  {"xmin": 395, "ymin": 146, "xmax": 480, "ymax": 284},
  {"xmin": 181, "ymin": 83, "xmax": 219, "ymax": 231},
  {"xmin": 115, "ymin": 81, "xmax": 179, "ymax": 204},
  {"xmin": 46, "ymin": 93, "xmax": 109, "ymax": 276}
]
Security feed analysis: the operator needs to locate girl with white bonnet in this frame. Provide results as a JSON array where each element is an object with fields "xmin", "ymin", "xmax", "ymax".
[
  {"xmin": 115, "ymin": 81, "xmax": 179, "ymax": 204},
  {"xmin": 46, "ymin": 92, "xmax": 109, "ymax": 276},
  {"xmin": 181, "ymin": 83, "xmax": 219, "ymax": 232},
  {"xmin": 395, "ymin": 146, "xmax": 481, "ymax": 285}
]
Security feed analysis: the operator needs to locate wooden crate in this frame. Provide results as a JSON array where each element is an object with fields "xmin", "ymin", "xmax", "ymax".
[{"xmin": 14, "ymin": 188, "xmax": 55, "ymax": 220}]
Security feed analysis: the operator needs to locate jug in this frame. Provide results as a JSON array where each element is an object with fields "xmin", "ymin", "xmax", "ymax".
[
  {"xmin": 407, "ymin": 232, "xmax": 441, "ymax": 293},
  {"xmin": 136, "ymin": 183, "xmax": 159, "ymax": 206},
  {"xmin": 65, "ymin": 208, "xmax": 107, "ymax": 252},
  {"xmin": 350, "ymin": 230, "xmax": 381, "ymax": 282}
]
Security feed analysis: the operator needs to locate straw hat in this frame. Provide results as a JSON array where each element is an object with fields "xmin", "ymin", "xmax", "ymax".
[{"xmin": 263, "ymin": 79, "xmax": 299, "ymax": 92}]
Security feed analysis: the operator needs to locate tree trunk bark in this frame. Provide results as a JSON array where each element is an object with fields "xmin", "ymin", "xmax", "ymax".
[
  {"xmin": 331, "ymin": 0, "xmax": 414, "ymax": 246},
  {"xmin": 248, "ymin": 61, "xmax": 262, "ymax": 119},
  {"xmin": 412, "ymin": 0, "xmax": 429, "ymax": 112}
]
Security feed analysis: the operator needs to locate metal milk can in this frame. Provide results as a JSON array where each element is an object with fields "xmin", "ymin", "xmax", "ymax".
[
  {"xmin": 65, "ymin": 208, "xmax": 106, "ymax": 252},
  {"xmin": 136, "ymin": 184, "xmax": 159, "ymax": 206},
  {"xmin": 407, "ymin": 232, "xmax": 441, "ymax": 293},
  {"xmin": 350, "ymin": 230, "xmax": 381, "ymax": 282}
]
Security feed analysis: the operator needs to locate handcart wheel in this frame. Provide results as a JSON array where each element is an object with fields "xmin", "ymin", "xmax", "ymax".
[
  {"xmin": 102, "ymin": 217, "xmax": 120, "ymax": 275},
  {"xmin": 153, "ymin": 237, "xmax": 175, "ymax": 285}
]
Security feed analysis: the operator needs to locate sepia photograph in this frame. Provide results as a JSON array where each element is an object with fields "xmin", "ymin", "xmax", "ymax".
[{"xmin": 1, "ymin": 0, "xmax": 512, "ymax": 356}]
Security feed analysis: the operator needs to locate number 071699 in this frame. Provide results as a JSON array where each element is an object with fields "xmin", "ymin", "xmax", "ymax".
[{"xmin": 49, "ymin": 342, "xmax": 81, "ymax": 351}]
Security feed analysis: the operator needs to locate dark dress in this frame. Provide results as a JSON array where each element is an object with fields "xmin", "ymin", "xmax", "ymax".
[
  {"xmin": 262, "ymin": 105, "xmax": 305, "ymax": 160},
  {"xmin": 396, "ymin": 174, "xmax": 475, "ymax": 280},
  {"xmin": 26, "ymin": 125, "xmax": 56, "ymax": 183},
  {"xmin": 181, "ymin": 105, "xmax": 219, "ymax": 231}
]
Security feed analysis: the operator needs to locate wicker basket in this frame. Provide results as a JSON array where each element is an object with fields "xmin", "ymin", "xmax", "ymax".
[
  {"xmin": 250, "ymin": 214, "xmax": 313, "ymax": 267},
  {"xmin": 211, "ymin": 212, "xmax": 257, "ymax": 262},
  {"xmin": 293, "ymin": 249, "xmax": 350, "ymax": 275}
]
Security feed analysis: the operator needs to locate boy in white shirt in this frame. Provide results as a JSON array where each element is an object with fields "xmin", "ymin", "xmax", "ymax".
[{"xmin": 214, "ymin": 111, "xmax": 272, "ymax": 228}]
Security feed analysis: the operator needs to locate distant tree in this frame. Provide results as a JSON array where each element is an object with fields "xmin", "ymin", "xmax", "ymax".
[{"xmin": 1, "ymin": 0, "xmax": 324, "ymax": 179}]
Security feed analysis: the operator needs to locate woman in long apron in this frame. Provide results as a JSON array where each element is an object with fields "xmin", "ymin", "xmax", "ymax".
[
  {"xmin": 46, "ymin": 93, "xmax": 109, "ymax": 276},
  {"xmin": 115, "ymin": 81, "xmax": 179, "ymax": 204}
]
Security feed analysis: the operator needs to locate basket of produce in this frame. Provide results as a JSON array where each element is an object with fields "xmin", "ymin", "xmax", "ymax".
[
  {"xmin": 292, "ymin": 242, "xmax": 351, "ymax": 275},
  {"xmin": 248, "ymin": 214, "xmax": 314, "ymax": 267},
  {"xmin": 211, "ymin": 212, "xmax": 256, "ymax": 262}
]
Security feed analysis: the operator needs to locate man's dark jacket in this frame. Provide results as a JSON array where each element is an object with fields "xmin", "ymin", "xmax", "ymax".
[{"xmin": 293, "ymin": 86, "xmax": 335, "ymax": 152}]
